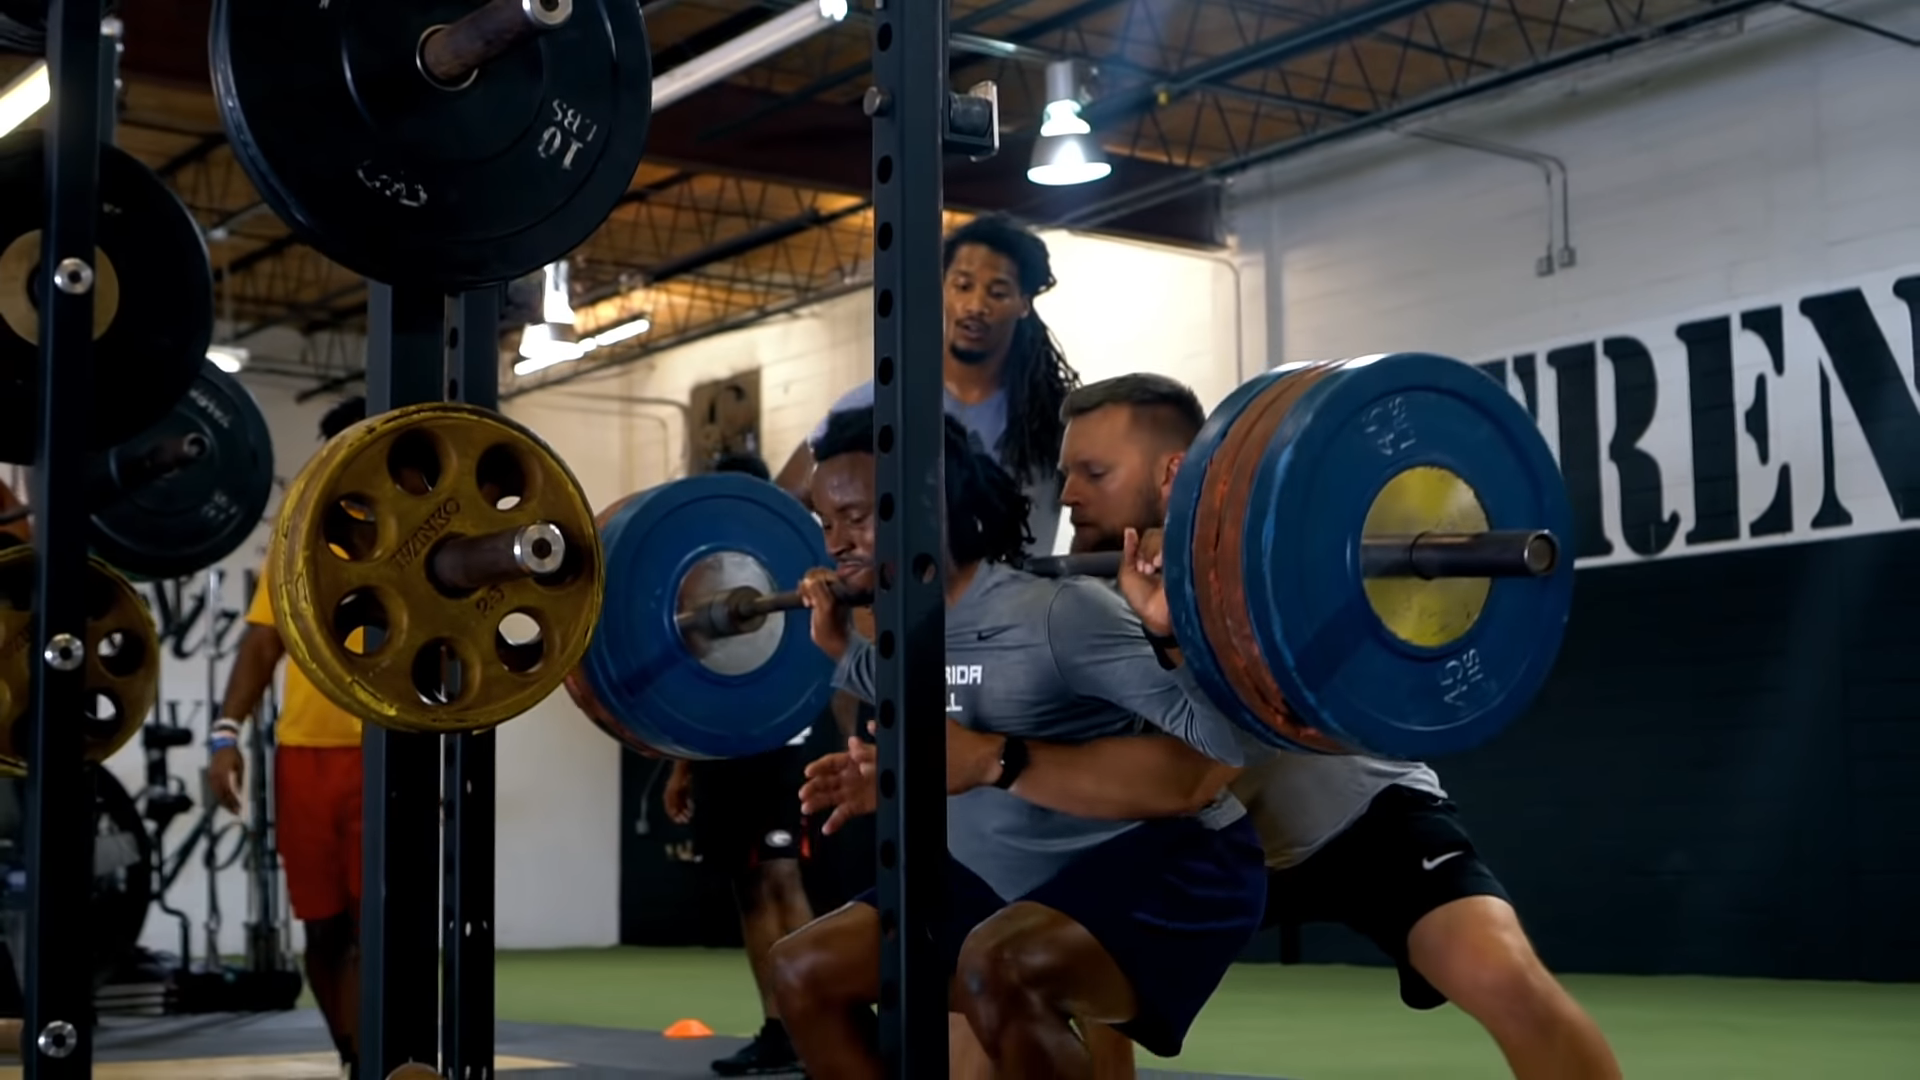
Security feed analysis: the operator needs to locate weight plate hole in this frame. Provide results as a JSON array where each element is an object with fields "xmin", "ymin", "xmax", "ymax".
[
  {"xmin": 333, "ymin": 588, "xmax": 391, "ymax": 657},
  {"xmin": 495, "ymin": 610, "xmax": 545, "ymax": 674},
  {"xmin": 476, "ymin": 444, "xmax": 531, "ymax": 512},
  {"xmin": 96, "ymin": 629, "xmax": 145, "ymax": 679},
  {"xmin": 322, "ymin": 497, "xmax": 381, "ymax": 562},
  {"xmin": 83, "ymin": 690, "xmax": 122, "ymax": 739},
  {"xmin": 388, "ymin": 430, "xmax": 443, "ymax": 496},
  {"xmin": 412, "ymin": 638, "xmax": 468, "ymax": 707}
]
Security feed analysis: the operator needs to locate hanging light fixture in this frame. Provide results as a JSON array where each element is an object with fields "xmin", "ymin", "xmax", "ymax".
[
  {"xmin": 515, "ymin": 261, "xmax": 585, "ymax": 375},
  {"xmin": 652, "ymin": 0, "xmax": 850, "ymax": 112},
  {"xmin": 1028, "ymin": 59, "xmax": 1111, "ymax": 187}
]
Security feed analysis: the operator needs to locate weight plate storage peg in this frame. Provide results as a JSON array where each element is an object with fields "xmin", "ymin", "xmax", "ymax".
[
  {"xmin": 0, "ymin": 548, "xmax": 161, "ymax": 775},
  {"xmin": 210, "ymin": 0, "xmax": 654, "ymax": 292},
  {"xmin": 87, "ymin": 359, "xmax": 276, "ymax": 581},
  {"xmin": 579, "ymin": 474, "xmax": 836, "ymax": 760},
  {"xmin": 0, "ymin": 129, "xmax": 214, "ymax": 464},
  {"xmin": 270, "ymin": 403, "xmax": 604, "ymax": 734},
  {"xmin": 1164, "ymin": 353, "xmax": 1576, "ymax": 761}
]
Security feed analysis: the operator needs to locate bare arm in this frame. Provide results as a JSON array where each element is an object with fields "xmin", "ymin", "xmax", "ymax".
[
  {"xmin": 948, "ymin": 720, "xmax": 1240, "ymax": 819},
  {"xmin": 219, "ymin": 623, "xmax": 285, "ymax": 723}
]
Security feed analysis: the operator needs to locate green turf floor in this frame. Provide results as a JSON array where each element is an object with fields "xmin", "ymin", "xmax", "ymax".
[{"xmin": 491, "ymin": 947, "xmax": 1920, "ymax": 1079}]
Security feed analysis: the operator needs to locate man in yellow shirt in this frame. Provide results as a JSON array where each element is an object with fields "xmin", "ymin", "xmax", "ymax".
[{"xmin": 211, "ymin": 397, "xmax": 366, "ymax": 1080}]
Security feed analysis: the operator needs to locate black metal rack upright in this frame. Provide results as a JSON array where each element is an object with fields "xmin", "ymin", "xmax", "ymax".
[
  {"xmin": 358, "ymin": 285, "xmax": 500, "ymax": 1077},
  {"xmin": 868, "ymin": 1, "xmax": 950, "ymax": 1075},
  {"xmin": 24, "ymin": 3, "xmax": 108, "ymax": 1076}
]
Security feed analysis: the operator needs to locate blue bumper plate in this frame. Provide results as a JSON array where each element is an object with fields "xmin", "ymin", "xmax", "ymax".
[
  {"xmin": 583, "ymin": 474, "xmax": 835, "ymax": 760},
  {"xmin": 1246, "ymin": 354, "xmax": 1574, "ymax": 759}
]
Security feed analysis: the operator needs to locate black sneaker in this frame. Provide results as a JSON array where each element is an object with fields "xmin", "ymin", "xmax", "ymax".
[{"xmin": 711, "ymin": 1020, "xmax": 803, "ymax": 1076}]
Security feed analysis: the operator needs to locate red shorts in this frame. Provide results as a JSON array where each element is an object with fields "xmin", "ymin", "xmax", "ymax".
[{"xmin": 275, "ymin": 746, "xmax": 364, "ymax": 922}]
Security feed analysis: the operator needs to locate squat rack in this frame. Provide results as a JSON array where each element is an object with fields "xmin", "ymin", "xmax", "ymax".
[
  {"xmin": 25, "ymin": 3, "xmax": 117, "ymax": 1077},
  {"xmin": 869, "ymin": 0, "xmax": 951, "ymax": 1075}
]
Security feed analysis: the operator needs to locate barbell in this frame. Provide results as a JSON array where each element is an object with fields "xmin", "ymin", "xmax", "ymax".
[
  {"xmin": 563, "ymin": 352, "xmax": 1574, "ymax": 762},
  {"xmin": 210, "ymin": 0, "xmax": 653, "ymax": 293}
]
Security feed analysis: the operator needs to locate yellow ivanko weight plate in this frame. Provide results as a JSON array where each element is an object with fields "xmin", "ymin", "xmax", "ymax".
[
  {"xmin": 0, "ymin": 547, "xmax": 160, "ymax": 773},
  {"xmin": 270, "ymin": 403, "xmax": 604, "ymax": 734}
]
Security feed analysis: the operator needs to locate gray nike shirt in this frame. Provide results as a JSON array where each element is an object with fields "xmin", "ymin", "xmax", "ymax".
[{"xmin": 831, "ymin": 561, "xmax": 1247, "ymax": 900}]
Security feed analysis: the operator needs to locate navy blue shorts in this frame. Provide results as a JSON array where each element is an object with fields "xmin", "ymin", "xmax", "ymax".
[{"xmin": 852, "ymin": 814, "xmax": 1266, "ymax": 1058}]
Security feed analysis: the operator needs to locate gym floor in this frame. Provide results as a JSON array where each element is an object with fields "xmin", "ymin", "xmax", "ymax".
[{"xmin": 6, "ymin": 948, "xmax": 1913, "ymax": 1079}]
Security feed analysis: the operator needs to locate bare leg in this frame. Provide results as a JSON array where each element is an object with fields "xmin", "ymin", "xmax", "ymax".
[
  {"xmin": 735, "ymin": 859, "xmax": 814, "ymax": 1018},
  {"xmin": 1084, "ymin": 1021, "xmax": 1139, "ymax": 1080},
  {"xmin": 303, "ymin": 915, "xmax": 358, "ymax": 1063},
  {"xmin": 1409, "ymin": 896, "xmax": 1621, "ymax": 1080},
  {"xmin": 952, "ymin": 1014, "xmax": 1139, "ymax": 1079},
  {"xmin": 956, "ymin": 902, "xmax": 1138, "ymax": 1080},
  {"xmin": 770, "ymin": 904, "xmax": 883, "ymax": 1080}
]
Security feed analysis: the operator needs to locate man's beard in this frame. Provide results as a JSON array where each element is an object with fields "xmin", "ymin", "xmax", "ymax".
[{"xmin": 948, "ymin": 341, "xmax": 993, "ymax": 366}]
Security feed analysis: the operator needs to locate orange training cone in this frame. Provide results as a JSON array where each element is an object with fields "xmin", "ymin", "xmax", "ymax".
[{"xmin": 664, "ymin": 1018, "xmax": 715, "ymax": 1039}]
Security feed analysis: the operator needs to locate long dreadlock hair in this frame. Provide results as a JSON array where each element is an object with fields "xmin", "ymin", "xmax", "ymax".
[
  {"xmin": 942, "ymin": 215, "xmax": 1081, "ymax": 481},
  {"xmin": 811, "ymin": 407, "xmax": 1032, "ymax": 569}
]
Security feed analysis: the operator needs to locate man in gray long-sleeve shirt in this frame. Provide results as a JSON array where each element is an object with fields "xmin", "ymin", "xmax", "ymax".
[
  {"xmin": 767, "ymin": 407, "xmax": 1265, "ymax": 1079},
  {"xmin": 938, "ymin": 373, "xmax": 1619, "ymax": 1080}
]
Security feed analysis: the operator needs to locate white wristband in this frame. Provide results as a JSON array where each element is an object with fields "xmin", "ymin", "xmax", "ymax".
[{"xmin": 211, "ymin": 719, "xmax": 244, "ymax": 738}]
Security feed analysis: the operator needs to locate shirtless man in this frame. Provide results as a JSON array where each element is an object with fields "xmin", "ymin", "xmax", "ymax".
[{"xmin": 769, "ymin": 407, "xmax": 1264, "ymax": 1080}]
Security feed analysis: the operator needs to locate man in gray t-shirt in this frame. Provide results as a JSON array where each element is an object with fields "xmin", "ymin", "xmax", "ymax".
[
  {"xmin": 767, "ymin": 407, "xmax": 1265, "ymax": 1077},
  {"xmin": 975, "ymin": 374, "xmax": 1621, "ymax": 1080},
  {"xmin": 774, "ymin": 214, "xmax": 1077, "ymax": 554}
]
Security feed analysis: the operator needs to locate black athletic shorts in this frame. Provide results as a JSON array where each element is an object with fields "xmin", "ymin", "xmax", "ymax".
[
  {"xmin": 1263, "ymin": 783, "xmax": 1510, "ymax": 1010},
  {"xmin": 689, "ymin": 743, "xmax": 810, "ymax": 875},
  {"xmin": 851, "ymin": 816, "xmax": 1267, "ymax": 1058}
]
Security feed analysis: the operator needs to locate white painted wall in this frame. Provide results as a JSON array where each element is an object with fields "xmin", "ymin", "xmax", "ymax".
[{"xmin": 1226, "ymin": 0, "xmax": 1920, "ymax": 569}]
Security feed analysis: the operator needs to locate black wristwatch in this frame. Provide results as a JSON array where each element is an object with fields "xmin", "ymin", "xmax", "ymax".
[
  {"xmin": 1145, "ymin": 630, "xmax": 1180, "ymax": 652},
  {"xmin": 992, "ymin": 735, "xmax": 1030, "ymax": 790}
]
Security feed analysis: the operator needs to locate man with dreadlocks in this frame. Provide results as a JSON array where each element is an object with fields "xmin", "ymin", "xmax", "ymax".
[
  {"xmin": 775, "ymin": 214, "xmax": 1080, "ymax": 555},
  {"xmin": 768, "ymin": 407, "xmax": 1264, "ymax": 1080}
]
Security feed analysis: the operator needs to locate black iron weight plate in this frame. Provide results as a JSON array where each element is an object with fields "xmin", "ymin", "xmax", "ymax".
[
  {"xmin": 0, "ymin": 129, "xmax": 214, "ymax": 464},
  {"xmin": 210, "ymin": 0, "xmax": 654, "ymax": 291},
  {"xmin": 87, "ymin": 359, "xmax": 276, "ymax": 582}
]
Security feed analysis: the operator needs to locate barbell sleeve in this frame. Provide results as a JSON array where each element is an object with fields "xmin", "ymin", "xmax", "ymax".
[
  {"xmin": 1358, "ymin": 529, "xmax": 1560, "ymax": 579},
  {"xmin": 429, "ymin": 522, "xmax": 566, "ymax": 592},
  {"xmin": 419, "ymin": 0, "xmax": 573, "ymax": 88},
  {"xmin": 1026, "ymin": 530, "xmax": 1561, "ymax": 581}
]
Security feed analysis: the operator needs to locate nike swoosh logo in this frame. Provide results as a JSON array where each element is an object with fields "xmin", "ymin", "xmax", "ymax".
[
  {"xmin": 1422, "ymin": 852, "xmax": 1465, "ymax": 871},
  {"xmin": 976, "ymin": 627, "xmax": 1016, "ymax": 641}
]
